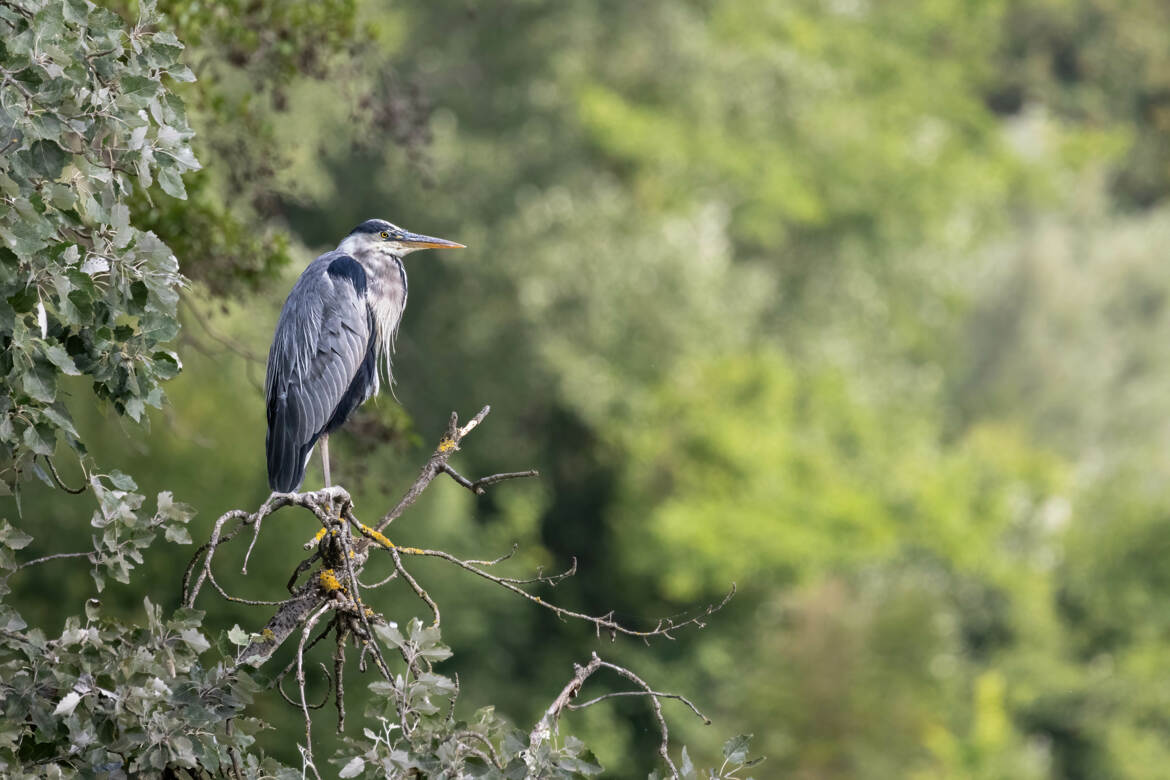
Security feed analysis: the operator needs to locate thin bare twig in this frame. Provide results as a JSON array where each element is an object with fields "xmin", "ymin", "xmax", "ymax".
[
  {"xmin": 567, "ymin": 689, "xmax": 711, "ymax": 724},
  {"xmin": 464, "ymin": 543, "xmax": 519, "ymax": 567},
  {"xmin": 274, "ymin": 615, "xmax": 339, "ymax": 687},
  {"xmin": 278, "ymin": 662, "xmax": 332, "ymax": 710},
  {"xmin": 358, "ymin": 566, "xmax": 399, "ymax": 590},
  {"xmin": 531, "ymin": 654, "xmax": 603, "ymax": 751},
  {"xmin": 185, "ymin": 509, "xmax": 248, "ymax": 607},
  {"xmin": 180, "ymin": 297, "xmax": 265, "ymax": 365},
  {"xmin": 595, "ymin": 657, "xmax": 681, "ymax": 777},
  {"xmin": 372, "ymin": 406, "xmax": 495, "ymax": 535},
  {"xmin": 15, "ymin": 551, "xmax": 93, "ymax": 570},
  {"xmin": 242, "ymin": 509, "xmax": 266, "ymax": 574},
  {"xmin": 532, "ymin": 653, "xmax": 710, "ymax": 779},
  {"xmin": 35, "ymin": 455, "xmax": 86, "ymax": 494},
  {"xmin": 334, "ymin": 627, "xmax": 348, "ymax": 732},
  {"xmin": 456, "ymin": 729, "xmax": 503, "ymax": 769},
  {"xmin": 296, "ymin": 603, "xmax": 331, "ymax": 780},
  {"xmin": 287, "ymin": 551, "xmax": 322, "ymax": 592},
  {"xmin": 440, "ymin": 463, "xmax": 540, "ymax": 495},
  {"xmin": 333, "ymin": 513, "xmax": 394, "ymax": 685},
  {"xmin": 391, "ymin": 546, "xmax": 440, "ymax": 627},
  {"xmin": 359, "ymin": 534, "xmax": 734, "ymax": 642}
]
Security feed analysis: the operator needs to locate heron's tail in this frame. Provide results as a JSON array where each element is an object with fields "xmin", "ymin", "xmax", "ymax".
[{"xmin": 266, "ymin": 395, "xmax": 314, "ymax": 492}]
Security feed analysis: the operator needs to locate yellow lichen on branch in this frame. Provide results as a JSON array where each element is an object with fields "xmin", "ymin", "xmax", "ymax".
[
  {"xmin": 358, "ymin": 522, "xmax": 395, "ymax": 550},
  {"xmin": 438, "ymin": 437, "xmax": 457, "ymax": 453},
  {"xmin": 318, "ymin": 568, "xmax": 343, "ymax": 592}
]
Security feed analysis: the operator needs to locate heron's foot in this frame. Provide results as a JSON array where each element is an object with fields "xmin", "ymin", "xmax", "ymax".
[{"xmin": 319, "ymin": 485, "xmax": 350, "ymax": 502}]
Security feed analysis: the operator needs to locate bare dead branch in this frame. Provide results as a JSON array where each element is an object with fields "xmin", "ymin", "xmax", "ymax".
[
  {"xmin": 187, "ymin": 488, "xmax": 350, "ymax": 608},
  {"xmin": 185, "ymin": 406, "xmax": 729, "ymax": 774},
  {"xmin": 332, "ymin": 515, "xmax": 393, "ymax": 685},
  {"xmin": 184, "ymin": 509, "xmax": 248, "ymax": 608},
  {"xmin": 237, "ymin": 589, "xmax": 326, "ymax": 668}
]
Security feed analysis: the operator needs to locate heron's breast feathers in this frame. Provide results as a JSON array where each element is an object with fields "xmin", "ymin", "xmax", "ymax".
[{"xmin": 363, "ymin": 256, "xmax": 408, "ymax": 390}]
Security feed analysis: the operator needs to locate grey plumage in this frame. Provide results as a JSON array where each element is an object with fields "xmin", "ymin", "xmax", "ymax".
[{"xmin": 265, "ymin": 219, "xmax": 463, "ymax": 492}]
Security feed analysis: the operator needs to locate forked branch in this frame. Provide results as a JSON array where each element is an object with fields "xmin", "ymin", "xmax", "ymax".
[
  {"xmin": 183, "ymin": 406, "xmax": 732, "ymax": 774},
  {"xmin": 531, "ymin": 652, "xmax": 712, "ymax": 779}
]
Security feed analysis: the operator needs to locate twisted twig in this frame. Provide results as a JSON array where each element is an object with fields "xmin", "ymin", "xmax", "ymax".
[{"xmin": 531, "ymin": 653, "xmax": 712, "ymax": 779}]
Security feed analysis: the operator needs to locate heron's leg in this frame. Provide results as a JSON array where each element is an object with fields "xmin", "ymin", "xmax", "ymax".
[{"xmin": 321, "ymin": 434, "xmax": 331, "ymax": 489}]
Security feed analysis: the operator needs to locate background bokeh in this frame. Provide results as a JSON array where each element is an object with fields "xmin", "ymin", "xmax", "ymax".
[{"xmin": 10, "ymin": 0, "xmax": 1170, "ymax": 776}]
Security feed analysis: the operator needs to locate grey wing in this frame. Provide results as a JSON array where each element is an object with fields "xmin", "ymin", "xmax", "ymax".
[{"xmin": 265, "ymin": 255, "xmax": 372, "ymax": 492}]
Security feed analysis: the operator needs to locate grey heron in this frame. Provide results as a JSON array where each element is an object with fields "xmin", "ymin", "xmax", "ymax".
[{"xmin": 265, "ymin": 219, "xmax": 464, "ymax": 492}]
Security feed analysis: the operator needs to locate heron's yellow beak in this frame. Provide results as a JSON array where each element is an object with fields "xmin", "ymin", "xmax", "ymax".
[{"xmin": 400, "ymin": 231, "xmax": 465, "ymax": 250}]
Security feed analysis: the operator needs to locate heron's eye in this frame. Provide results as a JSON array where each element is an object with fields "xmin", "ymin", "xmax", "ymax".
[{"xmin": 380, "ymin": 231, "xmax": 390, "ymax": 239}]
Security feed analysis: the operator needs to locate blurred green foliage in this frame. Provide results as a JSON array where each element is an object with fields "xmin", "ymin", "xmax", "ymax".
[{"xmin": 7, "ymin": 0, "xmax": 1170, "ymax": 776}]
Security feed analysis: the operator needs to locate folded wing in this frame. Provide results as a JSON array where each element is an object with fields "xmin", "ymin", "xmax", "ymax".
[{"xmin": 265, "ymin": 253, "xmax": 374, "ymax": 492}]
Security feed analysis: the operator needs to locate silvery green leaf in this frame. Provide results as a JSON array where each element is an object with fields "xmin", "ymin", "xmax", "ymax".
[
  {"xmin": 156, "ymin": 124, "xmax": 180, "ymax": 147},
  {"xmin": 679, "ymin": 746, "xmax": 695, "ymax": 779},
  {"xmin": 722, "ymin": 734, "xmax": 752, "ymax": 764},
  {"xmin": 179, "ymin": 628, "xmax": 209, "ymax": 653},
  {"xmin": 227, "ymin": 625, "xmax": 249, "ymax": 646},
  {"xmin": 43, "ymin": 344, "xmax": 80, "ymax": 375},
  {"xmin": 0, "ymin": 520, "xmax": 33, "ymax": 550},
  {"xmin": 53, "ymin": 691, "xmax": 82, "ymax": 717},
  {"xmin": 339, "ymin": 757, "xmax": 365, "ymax": 778},
  {"xmin": 80, "ymin": 256, "xmax": 109, "ymax": 275},
  {"xmin": 164, "ymin": 524, "xmax": 191, "ymax": 544},
  {"xmin": 129, "ymin": 124, "xmax": 147, "ymax": 150},
  {"xmin": 156, "ymin": 165, "xmax": 186, "ymax": 199}
]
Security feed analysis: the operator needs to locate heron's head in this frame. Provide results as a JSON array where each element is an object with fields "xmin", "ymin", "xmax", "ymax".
[{"xmin": 339, "ymin": 218, "xmax": 465, "ymax": 259}]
